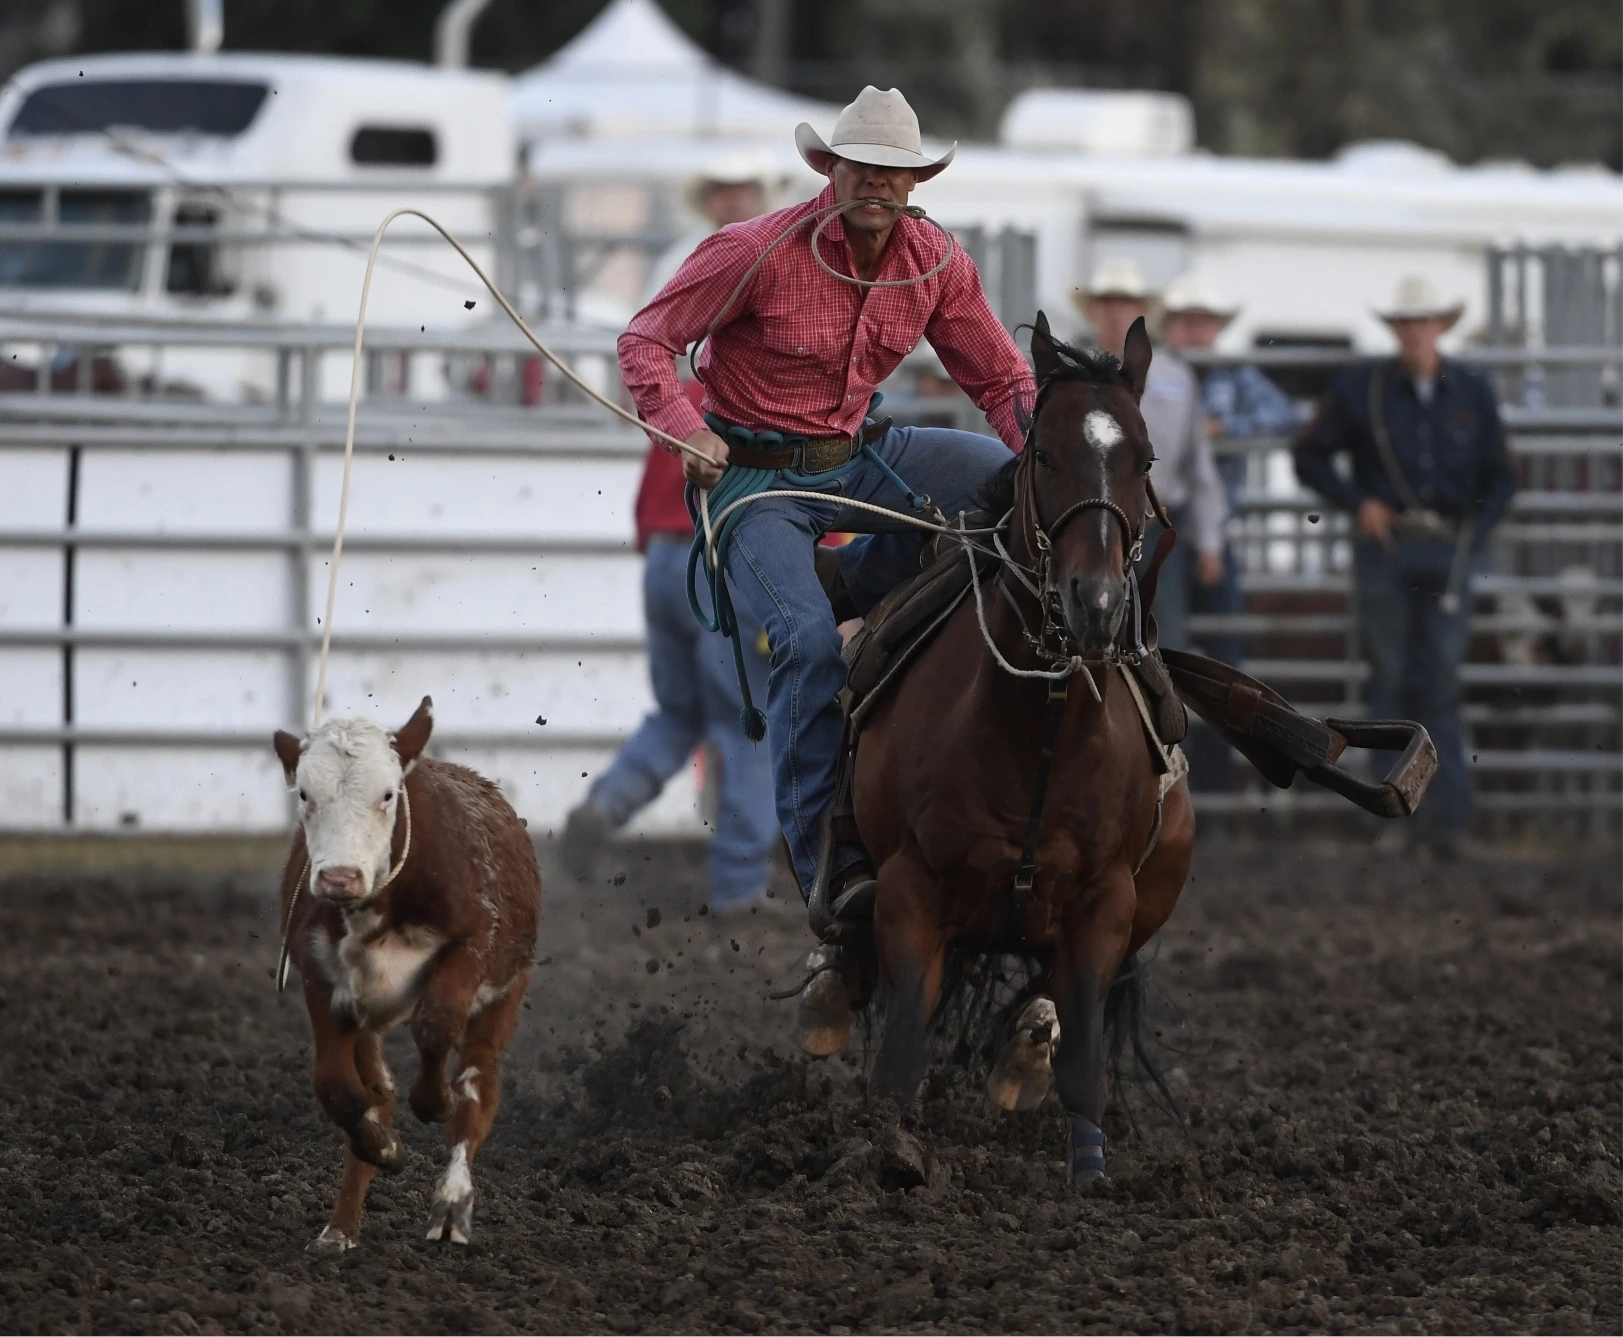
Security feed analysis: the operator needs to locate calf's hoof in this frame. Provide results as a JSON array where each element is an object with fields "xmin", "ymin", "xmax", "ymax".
[
  {"xmin": 425, "ymin": 1144, "xmax": 475, "ymax": 1245},
  {"xmin": 794, "ymin": 945, "xmax": 854, "ymax": 1058},
  {"xmin": 306, "ymin": 1225, "xmax": 357, "ymax": 1256},
  {"xmin": 987, "ymin": 996, "xmax": 1059, "ymax": 1111},
  {"xmin": 409, "ymin": 1073, "xmax": 452, "ymax": 1125},
  {"xmin": 1065, "ymin": 1114, "xmax": 1107, "ymax": 1188}
]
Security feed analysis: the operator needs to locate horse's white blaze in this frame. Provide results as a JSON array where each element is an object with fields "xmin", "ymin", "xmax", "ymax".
[
  {"xmin": 1083, "ymin": 410, "xmax": 1124, "ymax": 454},
  {"xmin": 293, "ymin": 716, "xmax": 406, "ymax": 897}
]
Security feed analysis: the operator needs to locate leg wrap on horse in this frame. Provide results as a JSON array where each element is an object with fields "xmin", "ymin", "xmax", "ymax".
[{"xmin": 1066, "ymin": 1113, "xmax": 1107, "ymax": 1184}]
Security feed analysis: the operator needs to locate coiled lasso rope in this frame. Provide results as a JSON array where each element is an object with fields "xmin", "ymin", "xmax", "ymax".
[{"xmin": 317, "ymin": 203, "xmax": 991, "ymax": 728}]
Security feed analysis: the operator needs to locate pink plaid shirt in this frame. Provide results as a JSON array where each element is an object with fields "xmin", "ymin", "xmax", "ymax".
[{"xmin": 618, "ymin": 185, "xmax": 1035, "ymax": 453}]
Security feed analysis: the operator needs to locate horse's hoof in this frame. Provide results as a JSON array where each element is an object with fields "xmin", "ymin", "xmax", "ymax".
[
  {"xmin": 426, "ymin": 1144, "xmax": 474, "ymax": 1245},
  {"xmin": 794, "ymin": 946, "xmax": 853, "ymax": 1058},
  {"xmin": 1071, "ymin": 1167, "xmax": 1108, "ymax": 1189},
  {"xmin": 987, "ymin": 996, "xmax": 1059, "ymax": 1111},
  {"xmin": 306, "ymin": 1225, "xmax": 357, "ymax": 1256}
]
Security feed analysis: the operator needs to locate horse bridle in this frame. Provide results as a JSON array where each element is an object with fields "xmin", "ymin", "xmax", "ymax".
[{"xmin": 1012, "ymin": 413, "xmax": 1158, "ymax": 668}]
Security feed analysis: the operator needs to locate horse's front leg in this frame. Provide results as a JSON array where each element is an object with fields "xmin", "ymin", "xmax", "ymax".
[
  {"xmin": 1050, "ymin": 867, "xmax": 1135, "ymax": 1187},
  {"xmin": 868, "ymin": 851, "xmax": 948, "ymax": 1111}
]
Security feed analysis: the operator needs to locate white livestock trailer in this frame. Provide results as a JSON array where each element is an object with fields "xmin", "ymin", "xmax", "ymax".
[{"xmin": 0, "ymin": 51, "xmax": 512, "ymax": 400}]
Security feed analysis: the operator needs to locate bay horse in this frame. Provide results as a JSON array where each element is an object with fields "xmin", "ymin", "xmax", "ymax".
[{"xmin": 852, "ymin": 314, "xmax": 1194, "ymax": 1184}]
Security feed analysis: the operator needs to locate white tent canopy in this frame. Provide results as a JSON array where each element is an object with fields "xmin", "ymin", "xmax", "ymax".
[{"xmin": 510, "ymin": 0, "xmax": 841, "ymax": 145}]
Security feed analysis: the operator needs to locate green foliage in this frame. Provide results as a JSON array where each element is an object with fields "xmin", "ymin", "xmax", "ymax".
[{"xmin": 1, "ymin": 0, "xmax": 1617, "ymax": 167}]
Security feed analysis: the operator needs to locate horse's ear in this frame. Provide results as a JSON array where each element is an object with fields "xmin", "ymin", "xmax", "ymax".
[
  {"xmin": 1030, "ymin": 310, "xmax": 1062, "ymax": 386},
  {"xmin": 392, "ymin": 696, "xmax": 434, "ymax": 773},
  {"xmin": 273, "ymin": 730, "xmax": 303, "ymax": 784},
  {"xmin": 1121, "ymin": 316, "xmax": 1152, "ymax": 402}
]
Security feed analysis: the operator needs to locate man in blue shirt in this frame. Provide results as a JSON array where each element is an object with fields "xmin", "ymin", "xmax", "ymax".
[
  {"xmin": 1162, "ymin": 272, "xmax": 1301, "ymax": 670},
  {"xmin": 1162, "ymin": 272, "xmax": 1302, "ymax": 796},
  {"xmin": 1294, "ymin": 276, "xmax": 1517, "ymax": 857}
]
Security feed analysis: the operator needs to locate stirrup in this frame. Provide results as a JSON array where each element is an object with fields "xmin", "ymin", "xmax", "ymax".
[
  {"xmin": 806, "ymin": 815, "xmax": 876, "ymax": 942},
  {"xmin": 830, "ymin": 864, "xmax": 877, "ymax": 921},
  {"xmin": 806, "ymin": 711, "xmax": 872, "ymax": 942}
]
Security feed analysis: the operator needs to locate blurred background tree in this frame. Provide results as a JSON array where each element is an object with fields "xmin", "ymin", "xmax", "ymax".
[{"xmin": 0, "ymin": 0, "xmax": 1616, "ymax": 168}]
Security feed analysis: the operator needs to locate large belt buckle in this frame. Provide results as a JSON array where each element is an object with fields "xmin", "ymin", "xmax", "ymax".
[{"xmin": 798, "ymin": 435, "xmax": 855, "ymax": 475}]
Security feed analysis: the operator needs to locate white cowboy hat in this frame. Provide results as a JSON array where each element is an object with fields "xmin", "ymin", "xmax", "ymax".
[
  {"xmin": 683, "ymin": 149, "xmax": 780, "ymax": 213},
  {"xmin": 795, "ymin": 86, "xmax": 956, "ymax": 180},
  {"xmin": 1376, "ymin": 275, "xmax": 1465, "ymax": 327},
  {"xmin": 1161, "ymin": 270, "xmax": 1240, "ymax": 322},
  {"xmin": 1071, "ymin": 256, "xmax": 1154, "ymax": 313}
]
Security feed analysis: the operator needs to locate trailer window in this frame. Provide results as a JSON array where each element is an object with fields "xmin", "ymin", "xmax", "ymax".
[
  {"xmin": 350, "ymin": 126, "xmax": 437, "ymax": 167},
  {"xmin": 0, "ymin": 189, "xmax": 151, "ymax": 290},
  {"xmin": 166, "ymin": 200, "xmax": 235, "ymax": 297},
  {"xmin": 8, "ymin": 80, "xmax": 269, "ymax": 138}
]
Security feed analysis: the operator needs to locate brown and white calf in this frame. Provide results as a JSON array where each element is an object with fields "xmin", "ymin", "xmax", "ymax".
[{"xmin": 273, "ymin": 696, "xmax": 540, "ymax": 1254}]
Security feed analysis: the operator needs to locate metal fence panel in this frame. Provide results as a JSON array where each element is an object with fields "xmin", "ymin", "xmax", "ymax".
[{"xmin": 0, "ymin": 311, "xmax": 1615, "ymax": 838}]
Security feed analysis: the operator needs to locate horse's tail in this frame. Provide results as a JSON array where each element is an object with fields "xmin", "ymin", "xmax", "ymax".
[{"xmin": 1104, "ymin": 947, "xmax": 1189, "ymax": 1138}]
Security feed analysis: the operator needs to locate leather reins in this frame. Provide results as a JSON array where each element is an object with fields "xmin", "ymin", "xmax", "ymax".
[{"xmin": 999, "ymin": 387, "xmax": 1175, "ymax": 945}]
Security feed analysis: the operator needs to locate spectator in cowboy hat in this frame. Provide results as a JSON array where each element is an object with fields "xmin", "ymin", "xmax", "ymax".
[
  {"xmin": 1294, "ymin": 274, "xmax": 1516, "ymax": 859},
  {"xmin": 1160, "ymin": 271, "xmax": 1302, "ymax": 662},
  {"xmin": 1159, "ymin": 271, "xmax": 1305, "ymax": 793},
  {"xmin": 642, "ymin": 149, "xmax": 782, "ymax": 303},
  {"xmin": 1073, "ymin": 257, "xmax": 1228, "ymax": 654}
]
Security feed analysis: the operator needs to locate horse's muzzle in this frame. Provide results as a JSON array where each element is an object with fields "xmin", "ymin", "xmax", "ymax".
[{"xmin": 1063, "ymin": 572, "xmax": 1128, "ymax": 652}]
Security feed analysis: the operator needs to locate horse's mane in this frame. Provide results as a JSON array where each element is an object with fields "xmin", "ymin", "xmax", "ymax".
[
  {"xmin": 1037, "ymin": 335, "xmax": 1124, "ymax": 388},
  {"xmin": 975, "ymin": 336, "xmax": 1126, "ymax": 514}
]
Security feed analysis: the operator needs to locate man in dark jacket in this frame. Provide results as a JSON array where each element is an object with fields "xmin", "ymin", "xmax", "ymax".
[{"xmin": 1294, "ymin": 276, "xmax": 1517, "ymax": 857}]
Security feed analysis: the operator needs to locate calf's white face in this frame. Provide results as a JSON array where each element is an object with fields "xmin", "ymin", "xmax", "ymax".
[{"xmin": 274, "ymin": 697, "xmax": 433, "ymax": 905}]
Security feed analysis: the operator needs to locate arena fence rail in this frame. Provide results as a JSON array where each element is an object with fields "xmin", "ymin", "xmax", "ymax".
[{"xmin": 0, "ymin": 314, "xmax": 1616, "ymax": 840}]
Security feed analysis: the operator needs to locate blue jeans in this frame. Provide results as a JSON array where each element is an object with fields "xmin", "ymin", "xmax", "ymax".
[
  {"xmin": 721, "ymin": 424, "xmax": 1012, "ymax": 895},
  {"xmin": 1353, "ymin": 535, "xmax": 1475, "ymax": 835},
  {"xmin": 588, "ymin": 537, "xmax": 778, "ymax": 910}
]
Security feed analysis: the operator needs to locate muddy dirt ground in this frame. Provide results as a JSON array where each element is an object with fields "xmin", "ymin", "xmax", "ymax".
[{"xmin": 1, "ymin": 838, "xmax": 1618, "ymax": 1334}]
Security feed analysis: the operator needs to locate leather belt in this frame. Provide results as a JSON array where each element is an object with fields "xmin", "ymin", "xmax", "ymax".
[{"xmin": 722, "ymin": 417, "xmax": 892, "ymax": 475}]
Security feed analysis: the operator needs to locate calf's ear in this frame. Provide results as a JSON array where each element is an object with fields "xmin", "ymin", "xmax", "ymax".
[
  {"xmin": 273, "ymin": 730, "xmax": 303, "ymax": 783},
  {"xmin": 1121, "ymin": 315, "xmax": 1152, "ymax": 402},
  {"xmin": 392, "ymin": 696, "xmax": 434, "ymax": 773}
]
